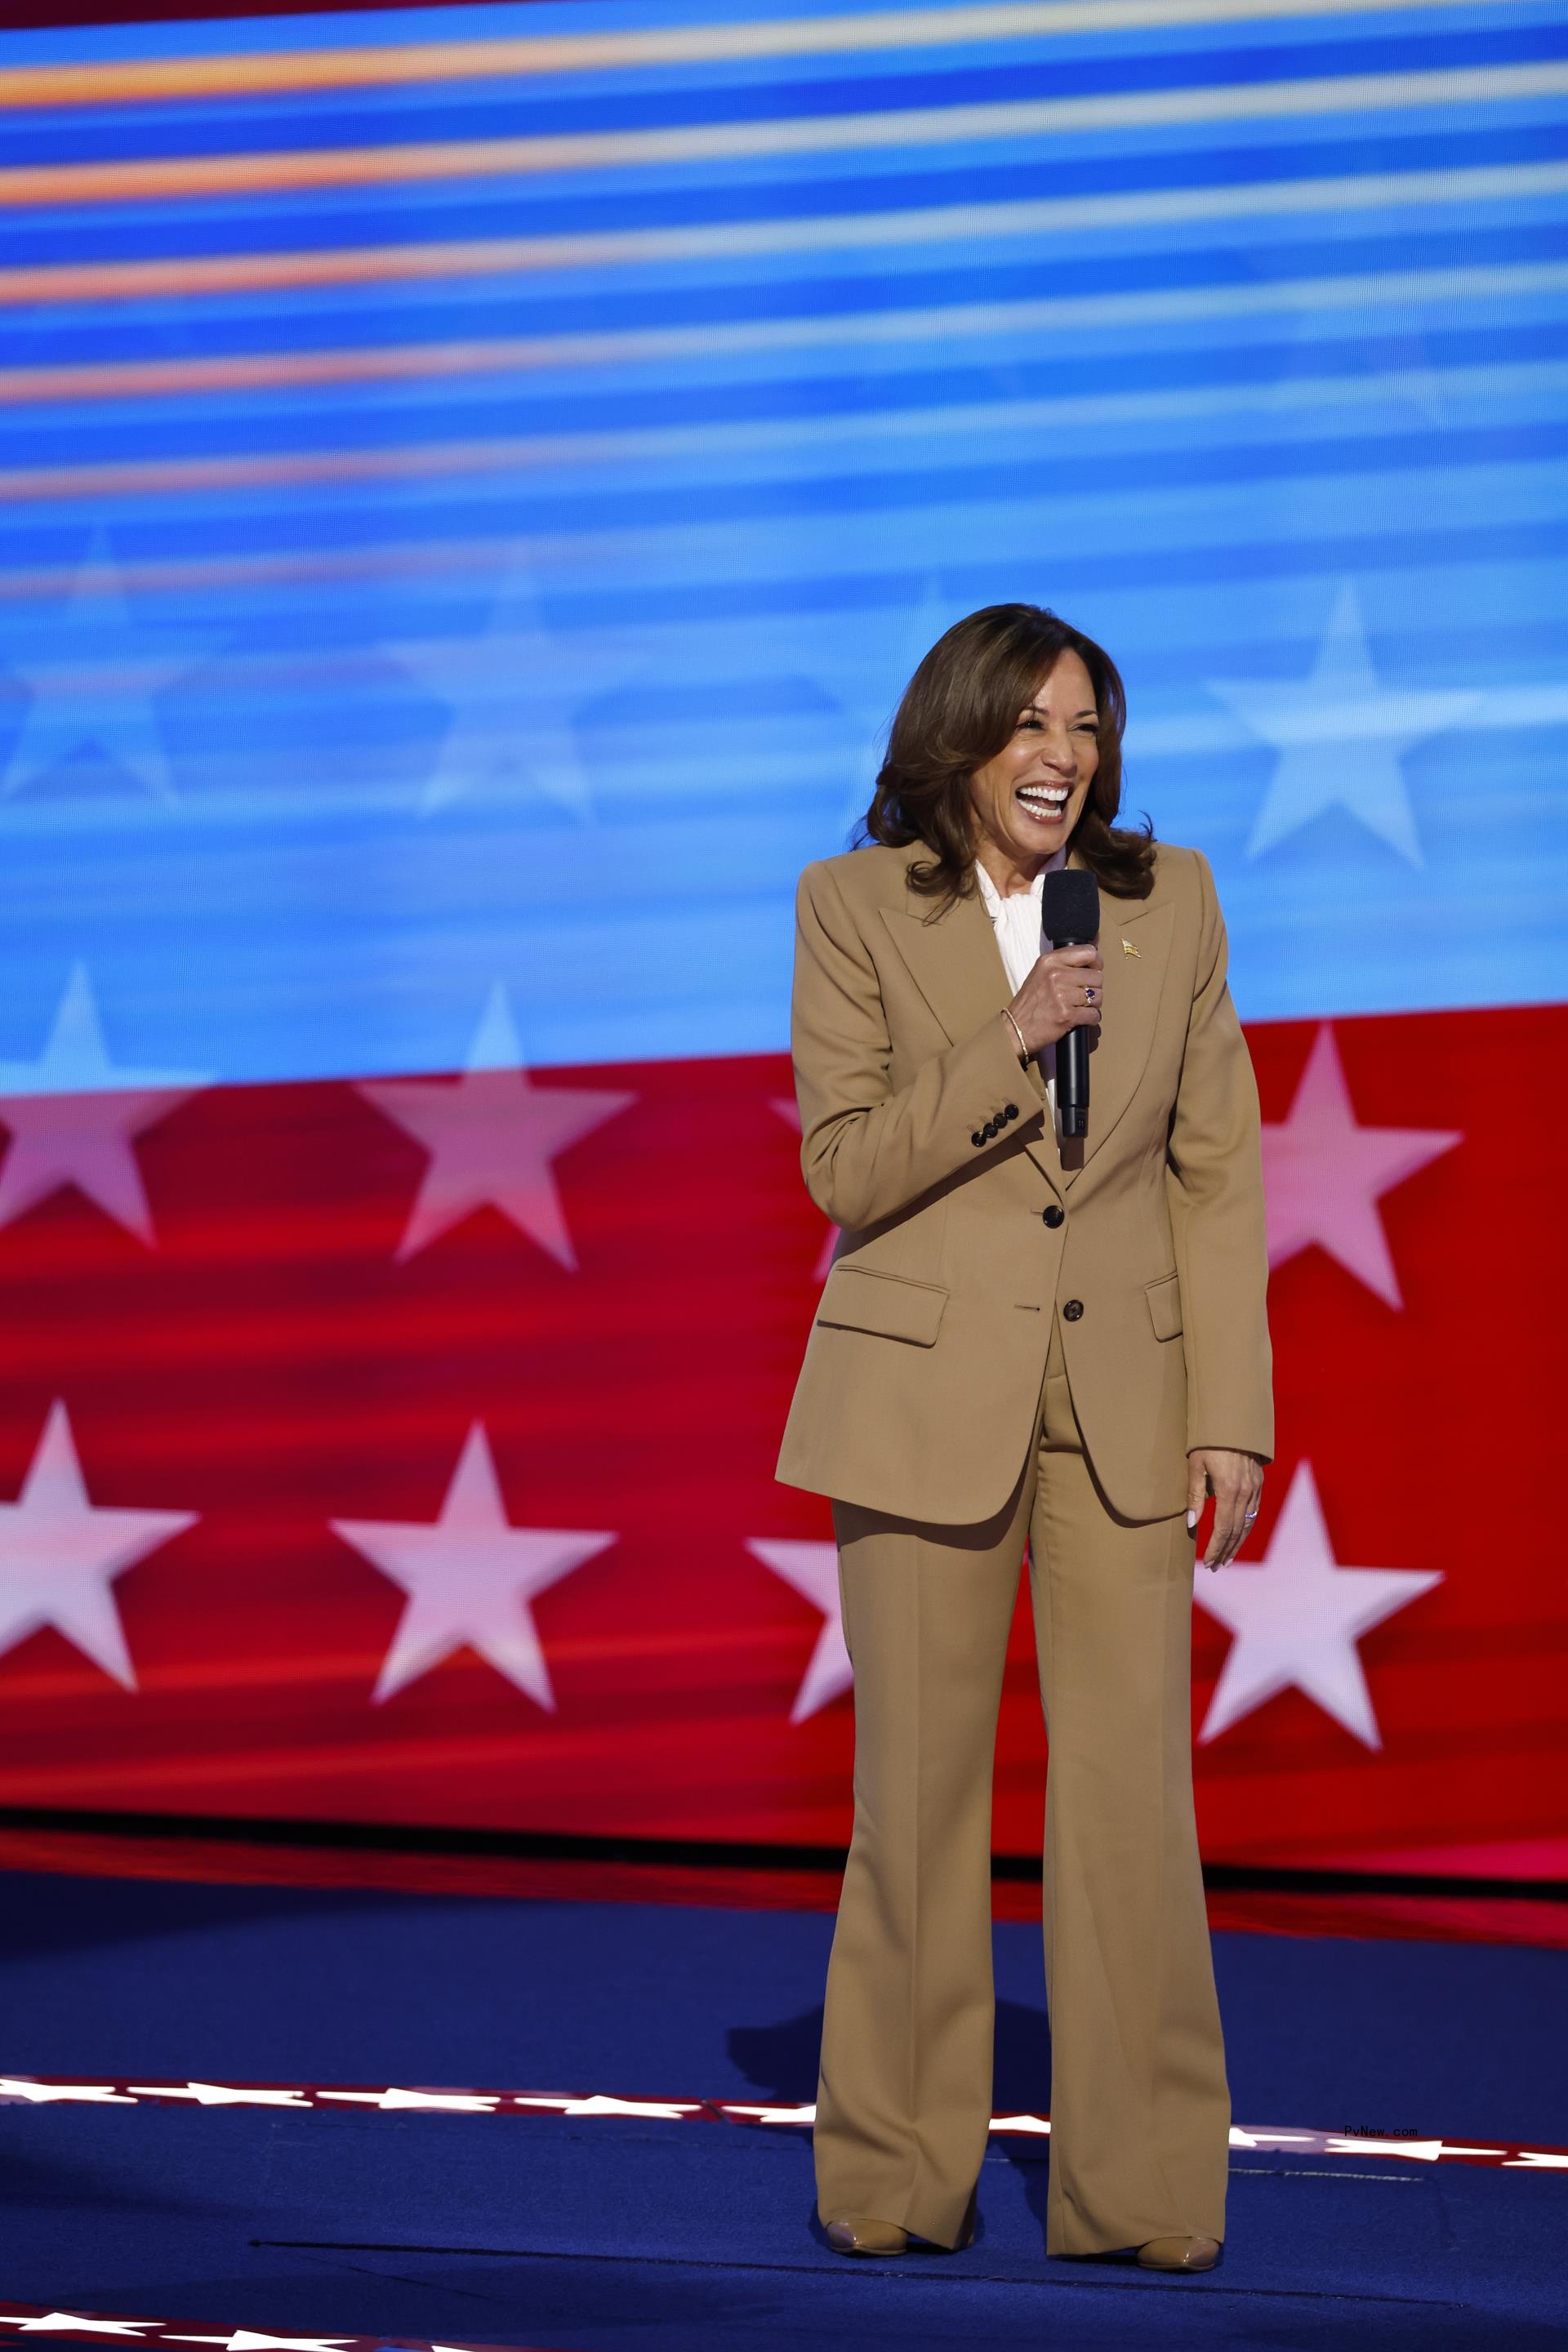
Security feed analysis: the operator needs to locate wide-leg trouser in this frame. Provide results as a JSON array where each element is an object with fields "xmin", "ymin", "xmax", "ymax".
[{"xmin": 813, "ymin": 1314, "xmax": 1229, "ymax": 2258}]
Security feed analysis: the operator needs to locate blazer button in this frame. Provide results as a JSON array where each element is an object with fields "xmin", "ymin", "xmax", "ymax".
[
  {"xmin": 1004, "ymin": 1102, "xmax": 1018, "ymax": 1120},
  {"xmin": 971, "ymin": 1130, "xmax": 984, "ymax": 1148},
  {"xmin": 1042, "ymin": 1205, "xmax": 1064, "ymax": 1227},
  {"xmin": 1062, "ymin": 1298, "xmax": 1085, "ymax": 1321}
]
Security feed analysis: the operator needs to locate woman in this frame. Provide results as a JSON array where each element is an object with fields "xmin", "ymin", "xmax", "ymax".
[{"xmin": 775, "ymin": 603, "xmax": 1272, "ymax": 2272}]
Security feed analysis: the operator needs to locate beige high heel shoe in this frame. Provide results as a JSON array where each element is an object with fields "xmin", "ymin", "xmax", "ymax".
[
  {"xmin": 1136, "ymin": 2233, "xmax": 1220, "ymax": 2271},
  {"xmin": 824, "ymin": 2217, "xmax": 910, "ymax": 2256},
  {"xmin": 825, "ymin": 2189, "xmax": 977, "ymax": 2257}
]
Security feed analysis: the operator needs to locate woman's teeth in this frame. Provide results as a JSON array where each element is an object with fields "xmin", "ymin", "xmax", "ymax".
[{"xmin": 1018, "ymin": 786, "xmax": 1070, "ymax": 822}]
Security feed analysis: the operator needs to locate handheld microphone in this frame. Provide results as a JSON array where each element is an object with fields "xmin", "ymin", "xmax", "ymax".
[{"xmin": 1040, "ymin": 870, "xmax": 1100, "ymax": 1139}]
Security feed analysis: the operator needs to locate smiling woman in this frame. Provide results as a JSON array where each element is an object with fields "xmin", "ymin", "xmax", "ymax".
[
  {"xmin": 776, "ymin": 599, "xmax": 1272, "ymax": 2269},
  {"xmin": 856, "ymin": 604, "xmax": 1156, "ymax": 907}
]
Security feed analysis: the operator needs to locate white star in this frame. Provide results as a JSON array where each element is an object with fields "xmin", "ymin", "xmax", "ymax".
[
  {"xmin": 317, "ymin": 2087, "xmax": 500, "ymax": 2112},
  {"xmin": 1321, "ymin": 2136, "xmax": 1496, "ymax": 2163},
  {"xmin": 512, "ymin": 2093, "xmax": 700, "ymax": 2119},
  {"xmin": 1208, "ymin": 582, "xmax": 1480, "ymax": 864},
  {"xmin": 746, "ymin": 1539, "xmax": 852, "ymax": 1723},
  {"xmin": 124, "ymin": 2082, "xmax": 310, "ymax": 2108},
  {"xmin": 161, "ymin": 2339, "xmax": 351, "ymax": 2352},
  {"xmin": 989, "ymin": 2113, "xmax": 1052, "ymax": 2136},
  {"xmin": 1194, "ymin": 1461, "xmax": 1441, "ymax": 1748},
  {"xmin": 2, "ymin": 2320, "xmax": 153, "ymax": 2338},
  {"xmin": 0, "ymin": 2079, "xmax": 134, "ymax": 2105},
  {"xmin": 395, "ymin": 564, "xmax": 631, "ymax": 819},
  {"xmin": 332, "ymin": 1420, "xmax": 614, "ymax": 1706},
  {"xmin": 0, "ymin": 966, "xmax": 210, "ymax": 1245},
  {"xmin": 1263, "ymin": 1024, "xmax": 1459, "ymax": 1308},
  {"xmin": 359, "ymin": 983, "xmax": 633, "ymax": 1267},
  {"xmin": 223, "ymin": 2335, "xmax": 355, "ymax": 2352},
  {"xmin": 0, "ymin": 538, "xmax": 185, "ymax": 803},
  {"xmin": 771, "ymin": 1098, "xmax": 836, "ymax": 1277},
  {"xmin": 0, "ymin": 1402, "xmax": 197, "ymax": 1689}
]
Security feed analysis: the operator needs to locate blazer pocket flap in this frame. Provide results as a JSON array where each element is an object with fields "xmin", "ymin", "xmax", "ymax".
[
  {"xmin": 1144, "ymin": 1271, "xmax": 1183, "ymax": 1342},
  {"xmin": 817, "ymin": 1265, "xmax": 948, "ymax": 1347}
]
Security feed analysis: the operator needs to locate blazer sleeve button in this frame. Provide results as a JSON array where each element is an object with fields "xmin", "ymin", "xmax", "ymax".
[
  {"xmin": 971, "ymin": 1131, "xmax": 984, "ymax": 1148},
  {"xmin": 1062, "ymin": 1298, "xmax": 1085, "ymax": 1321},
  {"xmin": 1004, "ymin": 1103, "xmax": 1018, "ymax": 1120}
]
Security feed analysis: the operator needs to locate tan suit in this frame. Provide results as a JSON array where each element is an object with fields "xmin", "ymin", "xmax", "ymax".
[{"xmin": 775, "ymin": 835, "xmax": 1272, "ymax": 2256}]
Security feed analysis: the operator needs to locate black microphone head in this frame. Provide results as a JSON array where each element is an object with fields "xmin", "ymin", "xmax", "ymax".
[{"xmin": 1041, "ymin": 868, "xmax": 1100, "ymax": 945}]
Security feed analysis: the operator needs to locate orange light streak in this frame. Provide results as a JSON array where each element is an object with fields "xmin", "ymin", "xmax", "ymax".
[{"xmin": 0, "ymin": 334, "xmax": 631, "ymax": 405}]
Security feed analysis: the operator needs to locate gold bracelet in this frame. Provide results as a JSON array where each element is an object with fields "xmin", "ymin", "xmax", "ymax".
[{"xmin": 1002, "ymin": 1007, "xmax": 1030, "ymax": 1063}]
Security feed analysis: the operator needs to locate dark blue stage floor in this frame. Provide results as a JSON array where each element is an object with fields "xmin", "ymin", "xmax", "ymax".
[{"xmin": 0, "ymin": 1866, "xmax": 1564, "ymax": 2349}]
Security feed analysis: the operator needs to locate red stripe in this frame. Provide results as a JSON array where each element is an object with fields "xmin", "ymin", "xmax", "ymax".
[{"xmin": 0, "ymin": 1009, "xmax": 1562, "ymax": 1873}]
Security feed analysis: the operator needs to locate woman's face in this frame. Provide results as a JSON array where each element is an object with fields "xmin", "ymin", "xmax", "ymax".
[{"xmin": 967, "ymin": 649, "xmax": 1100, "ymax": 873}]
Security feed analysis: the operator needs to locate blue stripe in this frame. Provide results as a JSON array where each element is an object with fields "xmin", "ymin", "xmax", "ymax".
[
  {"xmin": 10, "ymin": 311, "xmax": 1568, "ymax": 472},
  {"xmin": 7, "ymin": 512, "xmax": 1567, "ymax": 630},
  {"xmin": 536, "ymin": 517, "xmax": 1568, "ymax": 629},
  {"xmin": 11, "ymin": 19, "xmax": 1568, "ymax": 169},
  {"xmin": 7, "ymin": 113, "xmax": 1566, "ymax": 263},
  {"xmin": 1, "ymin": 0, "xmax": 1565, "ymax": 1070},
  {"xmin": 7, "ymin": 213, "xmax": 1567, "ymax": 376},
  {"xmin": 2, "ymin": 0, "xmax": 1546, "ymax": 61}
]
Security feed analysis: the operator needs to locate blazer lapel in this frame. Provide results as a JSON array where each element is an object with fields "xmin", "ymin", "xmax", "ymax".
[
  {"xmin": 879, "ymin": 874, "xmax": 1016, "ymax": 1056},
  {"xmin": 879, "ymin": 862, "xmax": 1061, "ymax": 1187},
  {"xmin": 1070, "ymin": 892, "xmax": 1174, "ymax": 1184},
  {"xmin": 876, "ymin": 848, "xmax": 1174, "ymax": 1189}
]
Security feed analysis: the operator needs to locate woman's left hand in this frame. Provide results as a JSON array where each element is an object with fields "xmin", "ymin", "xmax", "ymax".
[{"xmin": 1187, "ymin": 1448, "xmax": 1265, "ymax": 1571}]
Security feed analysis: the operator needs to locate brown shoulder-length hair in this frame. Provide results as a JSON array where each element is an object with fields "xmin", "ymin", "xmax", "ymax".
[{"xmin": 853, "ymin": 603, "xmax": 1155, "ymax": 904}]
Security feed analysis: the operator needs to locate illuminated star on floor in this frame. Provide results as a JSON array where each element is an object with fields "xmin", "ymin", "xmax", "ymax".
[
  {"xmin": 513, "ymin": 2093, "xmax": 702, "ymax": 2119},
  {"xmin": 1262, "ymin": 1024, "xmax": 1460, "ymax": 1308},
  {"xmin": 1207, "ymin": 582, "xmax": 1480, "ymax": 864},
  {"xmin": 216, "ymin": 2334, "xmax": 356, "ymax": 2352},
  {"xmin": 1194, "ymin": 1461, "xmax": 1442, "ymax": 1748},
  {"xmin": 0, "ymin": 2081, "xmax": 134, "ymax": 2106},
  {"xmin": 2, "ymin": 2320, "xmax": 155, "ymax": 2339},
  {"xmin": 0, "ymin": 537, "xmax": 186, "ymax": 803},
  {"xmin": 123, "ymin": 2083, "xmax": 311, "ymax": 2109},
  {"xmin": 0, "ymin": 1401, "xmax": 198, "ymax": 1690},
  {"xmin": 0, "ymin": 964, "xmax": 211, "ymax": 1245},
  {"xmin": 317, "ymin": 2087, "xmax": 501, "ymax": 2112},
  {"xmin": 332, "ymin": 1421, "xmax": 616, "ymax": 1707},
  {"xmin": 359, "ymin": 983, "xmax": 635, "ymax": 1267},
  {"xmin": 746, "ymin": 1539, "xmax": 852, "ymax": 1722}
]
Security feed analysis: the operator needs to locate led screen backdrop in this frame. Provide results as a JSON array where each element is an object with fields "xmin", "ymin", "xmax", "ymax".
[{"xmin": 0, "ymin": 0, "xmax": 1564, "ymax": 1873}]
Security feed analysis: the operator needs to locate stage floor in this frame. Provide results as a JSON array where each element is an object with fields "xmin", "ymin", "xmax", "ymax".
[{"xmin": 0, "ymin": 1861, "xmax": 1563, "ymax": 2350}]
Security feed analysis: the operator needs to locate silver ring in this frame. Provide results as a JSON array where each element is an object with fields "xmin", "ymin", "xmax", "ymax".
[{"xmin": 1243, "ymin": 1508, "xmax": 1258, "ymax": 1520}]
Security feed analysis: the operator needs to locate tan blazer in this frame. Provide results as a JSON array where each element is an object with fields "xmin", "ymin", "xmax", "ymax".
[{"xmin": 775, "ymin": 836, "xmax": 1272, "ymax": 1525}]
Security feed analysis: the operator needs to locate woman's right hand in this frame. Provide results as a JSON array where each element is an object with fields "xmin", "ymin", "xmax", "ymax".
[{"xmin": 1008, "ymin": 943, "xmax": 1104, "ymax": 1058}]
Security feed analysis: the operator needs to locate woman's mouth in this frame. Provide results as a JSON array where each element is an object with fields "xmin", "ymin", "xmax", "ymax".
[{"xmin": 1017, "ymin": 783, "xmax": 1071, "ymax": 825}]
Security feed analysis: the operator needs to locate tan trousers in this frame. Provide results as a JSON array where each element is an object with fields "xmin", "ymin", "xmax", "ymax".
[{"xmin": 814, "ymin": 1313, "xmax": 1229, "ymax": 2258}]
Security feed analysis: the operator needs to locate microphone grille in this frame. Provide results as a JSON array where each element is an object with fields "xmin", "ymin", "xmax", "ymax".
[{"xmin": 1041, "ymin": 869, "xmax": 1100, "ymax": 941}]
